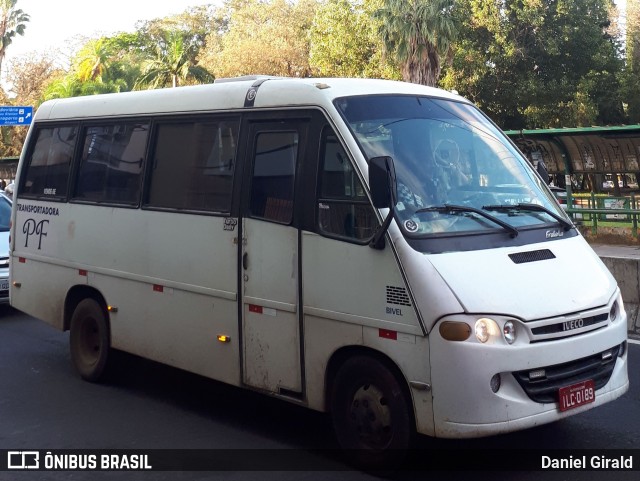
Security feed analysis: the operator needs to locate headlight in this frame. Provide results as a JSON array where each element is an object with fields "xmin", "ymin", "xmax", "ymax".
[
  {"xmin": 475, "ymin": 318, "xmax": 499, "ymax": 343},
  {"xmin": 503, "ymin": 320, "xmax": 517, "ymax": 344},
  {"xmin": 610, "ymin": 292, "xmax": 626, "ymax": 323},
  {"xmin": 439, "ymin": 316, "xmax": 520, "ymax": 345}
]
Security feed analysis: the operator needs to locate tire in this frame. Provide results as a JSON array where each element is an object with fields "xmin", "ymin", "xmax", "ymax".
[
  {"xmin": 69, "ymin": 298, "xmax": 111, "ymax": 382},
  {"xmin": 330, "ymin": 355, "xmax": 413, "ymax": 468}
]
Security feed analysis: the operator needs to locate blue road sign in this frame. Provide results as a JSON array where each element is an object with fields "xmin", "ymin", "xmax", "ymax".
[{"xmin": 0, "ymin": 106, "xmax": 33, "ymax": 126}]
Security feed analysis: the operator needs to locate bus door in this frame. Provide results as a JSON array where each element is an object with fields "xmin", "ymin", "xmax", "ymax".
[{"xmin": 240, "ymin": 119, "xmax": 308, "ymax": 395}]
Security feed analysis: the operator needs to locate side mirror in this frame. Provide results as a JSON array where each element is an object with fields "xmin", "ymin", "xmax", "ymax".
[
  {"xmin": 369, "ymin": 156, "xmax": 397, "ymax": 208},
  {"xmin": 368, "ymin": 156, "xmax": 398, "ymax": 250}
]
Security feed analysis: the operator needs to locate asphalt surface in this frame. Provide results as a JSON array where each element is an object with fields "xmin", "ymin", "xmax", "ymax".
[{"xmin": 1, "ymin": 306, "xmax": 639, "ymax": 481}]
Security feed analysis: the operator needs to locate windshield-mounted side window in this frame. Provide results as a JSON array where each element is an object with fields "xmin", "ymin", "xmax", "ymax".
[
  {"xmin": 20, "ymin": 125, "xmax": 78, "ymax": 200},
  {"xmin": 317, "ymin": 130, "xmax": 376, "ymax": 241}
]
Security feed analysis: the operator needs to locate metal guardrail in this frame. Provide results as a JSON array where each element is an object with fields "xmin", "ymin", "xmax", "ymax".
[
  {"xmin": 565, "ymin": 193, "xmax": 640, "ymax": 236},
  {"xmin": 565, "ymin": 207, "xmax": 640, "ymax": 236}
]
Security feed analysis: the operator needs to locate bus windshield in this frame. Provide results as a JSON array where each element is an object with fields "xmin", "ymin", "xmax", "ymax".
[{"xmin": 336, "ymin": 95, "xmax": 567, "ymax": 237}]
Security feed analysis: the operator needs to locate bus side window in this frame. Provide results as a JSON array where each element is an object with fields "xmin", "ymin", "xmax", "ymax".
[
  {"xmin": 145, "ymin": 119, "xmax": 238, "ymax": 213},
  {"xmin": 317, "ymin": 131, "xmax": 376, "ymax": 241},
  {"xmin": 249, "ymin": 131, "xmax": 298, "ymax": 224},
  {"xmin": 74, "ymin": 122, "xmax": 149, "ymax": 204},
  {"xmin": 20, "ymin": 125, "xmax": 77, "ymax": 199}
]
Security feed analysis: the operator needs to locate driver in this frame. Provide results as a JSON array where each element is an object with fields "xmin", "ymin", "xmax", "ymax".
[{"xmin": 392, "ymin": 131, "xmax": 473, "ymax": 234}]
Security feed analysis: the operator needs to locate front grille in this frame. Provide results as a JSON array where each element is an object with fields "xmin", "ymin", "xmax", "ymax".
[
  {"xmin": 531, "ymin": 313, "xmax": 608, "ymax": 336},
  {"xmin": 513, "ymin": 345, "xmax": 620, "ymax": 403}
]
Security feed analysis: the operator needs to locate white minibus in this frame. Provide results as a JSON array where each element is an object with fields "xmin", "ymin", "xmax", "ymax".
[{"xmin": 10, "ymin": 77, "xmax": 628, "ymax": 460}]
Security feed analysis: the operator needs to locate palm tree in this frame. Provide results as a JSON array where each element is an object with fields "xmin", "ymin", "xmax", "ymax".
[
  {"xmin": 0, "ymin": 0, "xmax": 29, "ymax": 79},
  {"xmin": 375, "ymin": 0, "xmax": 457, "ymax": 86},
  {"xmin": 134, "ymin": 30, "xmax": 214, "ymax": 89},
  {"xmin": 44, "ymin": 77, "xmax": 82, "ymax": 100},
  {"xmin": 75, "ymin": 38, "xmax": 111, "ymax": 82}
]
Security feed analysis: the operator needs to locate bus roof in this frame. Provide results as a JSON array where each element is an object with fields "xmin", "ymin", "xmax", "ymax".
[{"xmin": 33, "ymin": 77, "xmax": 467, "ymax": 121}]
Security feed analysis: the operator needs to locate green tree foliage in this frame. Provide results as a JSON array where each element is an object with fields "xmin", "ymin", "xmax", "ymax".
[
  {"xmin": 135, "ymin": 30, "xmax": 214, "ymax": 88},
  {"xmin": 137, "ymin": 4, "xmax": 221, "ymax": 48},
  {"xmin": 132, "ymin": 6, "xmax": 220, "ymax": 88},
  {"xmin": 626, "ymin": 0, "xmax": 640, "ymax": 122},
  {"xmin": 43, "ymin": 76, "xmax": 83, "ymax": 100},
  {"xmin": 0, "ymin": 0, "xmax": 29, "ymax": 79},
  {"xmin": 44, "ymin": 32, "xmax": 144, "ymax": 99},
  {"xmin": 75, "ymin": 38, "xmax": 113, "ymax": 83},
  {"xmin": 0, "ymin": 0, "xmax": 634, "ymax": 138},
  {"xmin": 374, "ymin": 0, "xmax": 457, "ymax": 86},
  {"xmin": 42, "ymin": 4, "xmax": 219, "ymax": 97},
  {"xmin": 441, "ymin": 0, "xmax": 625, "ymax": 129},
  {"xmin": 309, "ymin": 0, "xmax": 399, "ymax": 78},
  {"xmin": 203, "ymin": 0, "xmax": 317, "ymax": 78}
]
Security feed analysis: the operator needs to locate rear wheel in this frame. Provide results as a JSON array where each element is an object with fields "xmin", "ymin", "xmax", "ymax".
[
  {"xmin": 69, "ymin": 298, "xmax": 111, "ymax": 382},
  {"xmin": 330, "ymin": 356, "xmax": 413, "ymax": 467}
]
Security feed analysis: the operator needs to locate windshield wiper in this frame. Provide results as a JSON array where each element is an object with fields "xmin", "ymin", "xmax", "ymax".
[
  {"xmin": 482, "ymin": 203, "xmax": 573, "ymax": 231},
  {"xmin": 415, "ymin": 204, "xmax": 519, "ymax": 238}
]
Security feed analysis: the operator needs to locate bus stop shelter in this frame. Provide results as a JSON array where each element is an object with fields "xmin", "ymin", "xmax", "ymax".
[{"xmin": 504, "ymin": 125, "xmax": 640, "ymax": 196}]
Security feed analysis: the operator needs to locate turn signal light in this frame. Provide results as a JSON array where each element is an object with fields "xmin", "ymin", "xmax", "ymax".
[{"xmin": 439, "ymin": 321, "xmax": 471, "ymax": 341}]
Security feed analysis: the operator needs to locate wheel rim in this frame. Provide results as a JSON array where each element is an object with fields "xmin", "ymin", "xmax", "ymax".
[
  {"xmin": 77, "ymin": 316, "xmax": 101, "ymax": 367},
  {"xmin": 350, "ymin": 383, "xmax": 392, "ymax": 449}
]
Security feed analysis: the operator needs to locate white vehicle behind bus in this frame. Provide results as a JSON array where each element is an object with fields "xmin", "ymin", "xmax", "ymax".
[
  {"xmin": 10, "ymin": 77, "xmax": 628, "ymax": 463},
  {"xmin": 0, "ymin": 192, "xmax": 11, "ymax": 303}
]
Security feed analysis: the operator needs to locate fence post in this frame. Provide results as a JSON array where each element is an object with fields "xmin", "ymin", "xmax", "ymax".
[
  {"xmin": 633, "ymin": 194, "xmax": 638, "ymax": 238},
  {"xmin": 591, "ymin": 192, "xmax": 597, "ymax": 235}
]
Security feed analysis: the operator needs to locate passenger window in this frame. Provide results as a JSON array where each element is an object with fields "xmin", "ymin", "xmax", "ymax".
[
  {"xmin": 20, "ymin": 126, "xmax": 77, "ymax": 199},
  {"xmin": 250, "ymin": 131, "xmax": 298, "ymax": 223},
  {"xmin": 146, "ymin": 119, "xmax": 238, "ymax": 212},
  {"xmin": 74, "ymin": 122, "xmax": 149, "ymax": 204},
  {"xmin": 318, "ymin": 132, "xmax": 376, "ymax": 241}
]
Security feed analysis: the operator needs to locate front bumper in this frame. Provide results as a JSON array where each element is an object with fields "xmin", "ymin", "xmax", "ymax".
[{"xmin": 428, "ymin": 310, "xmax": 629, "ymax": 438}]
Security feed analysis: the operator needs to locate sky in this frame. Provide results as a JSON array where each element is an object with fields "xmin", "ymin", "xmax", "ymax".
[{"xmin": 5, "ymin": 0, "xmax": 219, "ymax": 67}]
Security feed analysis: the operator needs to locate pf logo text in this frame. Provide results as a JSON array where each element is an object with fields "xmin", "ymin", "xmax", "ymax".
[{"xmin": 23, "ymin": 219, "xmax": 49, "ymax": 250}]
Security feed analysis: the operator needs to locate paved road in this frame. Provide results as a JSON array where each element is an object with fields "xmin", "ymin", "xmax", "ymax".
[{"xmin": 1, "ymin": 306, "xmax": 639, "ymax": 480}]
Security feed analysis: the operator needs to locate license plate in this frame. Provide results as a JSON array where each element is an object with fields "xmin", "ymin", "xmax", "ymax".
[
  {"xmin": 0, "ymin": 280, "xmax": 8, "ymax": 291},
  {"xmin": 558, "ymin": 379, "xmax": 595, "ymax": 412}
]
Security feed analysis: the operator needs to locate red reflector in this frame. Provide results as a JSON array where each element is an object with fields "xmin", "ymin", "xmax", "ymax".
[
  {"xmin": 153, "ymin": 284, "xmax": 164, "ymax": 293},
  {"xmin": 19, "ymin": 257, "xmax": 26, "ymax": 263},
  {"xmin": 249, "ymin": 304, "xmax": 263, "ymax": 314},
  {"xmin": 79, "ymin": 269, "xmax": 87, "ymax": 276},
  {"xmin": 379, "ymin": 329, "xmax": 397, "ymax": 340}
]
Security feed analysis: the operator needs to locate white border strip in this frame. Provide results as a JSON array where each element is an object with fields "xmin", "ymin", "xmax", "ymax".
[{"xmin": 628, "ymin": 337, "xmax": 640, "ymax": 345}]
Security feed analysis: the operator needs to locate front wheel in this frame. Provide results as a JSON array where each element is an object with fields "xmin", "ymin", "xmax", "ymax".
[
  {"xmin": 330, "ymin": 356, "xmax": 413, "ymax": 467},
  {"xmin": 69, "ymin": 298, "xmax": 111, "ymax": 382}
]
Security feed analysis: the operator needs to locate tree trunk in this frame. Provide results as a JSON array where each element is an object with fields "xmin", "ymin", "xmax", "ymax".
[{"xmin": 401, "ymin": 44, "xmax": 440, "ymax": 87}]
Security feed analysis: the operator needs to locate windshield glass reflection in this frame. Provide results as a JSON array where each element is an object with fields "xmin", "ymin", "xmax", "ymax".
[{"xmin": 336, "ymin": 95, "xmax": 567, "ymax": 236}]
